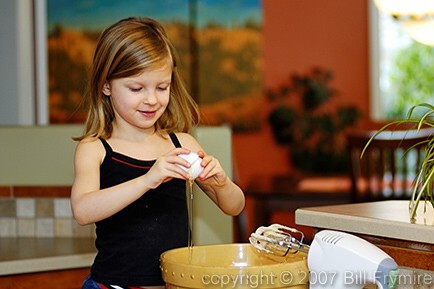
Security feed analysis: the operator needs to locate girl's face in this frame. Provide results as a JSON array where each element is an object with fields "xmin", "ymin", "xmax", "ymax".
[{"xmin": 103, "ymin": 63, "xmax": 172, "ymax": 132}]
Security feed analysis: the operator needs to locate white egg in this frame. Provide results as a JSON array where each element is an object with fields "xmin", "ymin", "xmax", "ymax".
[{"xmin": 178, "ymin": 152, "xmax": 204, "ymax": 180}]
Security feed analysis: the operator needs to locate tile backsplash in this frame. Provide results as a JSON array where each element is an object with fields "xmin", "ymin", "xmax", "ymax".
[{"xmin": 0, "ymin": 197, "xmax": 95, "ymax": 238}]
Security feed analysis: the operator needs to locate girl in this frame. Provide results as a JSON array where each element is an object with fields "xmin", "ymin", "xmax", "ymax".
[{"xmin": 71, "ymin": 17, "xmax": 245, "ymax": 289}]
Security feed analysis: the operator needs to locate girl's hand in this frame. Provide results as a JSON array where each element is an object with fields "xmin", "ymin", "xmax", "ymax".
[
  {"xmin": 144, "ymin": 148, "xmax": 193, "ymax": 189},
  {"xmin": 195, "ymin": 151, "xmax": 228, "ymax": 186}
]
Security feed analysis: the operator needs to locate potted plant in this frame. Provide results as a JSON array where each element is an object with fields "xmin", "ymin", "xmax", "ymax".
[
  {"xmin": 363, "ymin": 103, "xmax": 434, "ymax": 220},
  {"xmin": 267, "ymin": 67, "xmax": 362, "ymax": 174}
]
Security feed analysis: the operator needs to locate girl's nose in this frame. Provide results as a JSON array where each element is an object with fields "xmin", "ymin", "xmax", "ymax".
[{"xmin": 143, "ymin": 91, "xmax": 158, "ymax": 105}]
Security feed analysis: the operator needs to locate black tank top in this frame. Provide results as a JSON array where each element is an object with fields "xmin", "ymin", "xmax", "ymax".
[{"xmin": 91, "ymin": 133, "xmax": 187, "ymax": 286}]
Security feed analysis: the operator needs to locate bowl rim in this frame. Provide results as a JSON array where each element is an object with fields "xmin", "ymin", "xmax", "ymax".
[{"xmin": 160, "ymin": 243, "xmax": 307, "ymax": 270}]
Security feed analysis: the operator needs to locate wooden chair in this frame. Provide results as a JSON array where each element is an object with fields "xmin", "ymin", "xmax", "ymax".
[{"xmin": 346, "ymin": 128, "xmax": 434, "ymax": 202}]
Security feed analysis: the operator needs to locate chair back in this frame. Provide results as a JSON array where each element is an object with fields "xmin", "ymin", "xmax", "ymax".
[{"xmin": 347, "ymin": 128, "xmax": 434, "ymax": 202}]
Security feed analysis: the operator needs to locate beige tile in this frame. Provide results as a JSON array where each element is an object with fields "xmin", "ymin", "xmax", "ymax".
[
  {"xmin": 54, "ymin": 198, "xmax": 72, "ymax": 218},
  {"xmin": 16, "ymin": 198, "xmax": 35, "ymax": 218},
  {"xmin": 36, "ymin": 217, "xmax": 54, "ymax": 237},
  {"xmin": 0, "ymin": 218, "xmax": 17, "ymax": 237},
  {"xmin": 0, "ymin": 199, "xmax": 16, "ymax": 217},
  {"xmin": 36, "ymin": 198, "xmax": 53, "ymax": 217},
  {"xmin": 17, "ymin": 218, "xmax": 35, "ymax": 237},
  {"xmin": 54, "ymin": 218, "xmax": 73, "ymax": 237}
]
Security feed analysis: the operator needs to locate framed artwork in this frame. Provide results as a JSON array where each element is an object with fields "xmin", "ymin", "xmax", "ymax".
[{"xmin": 36, "ymin": 0, "xmax": 262, "ymax": 132}]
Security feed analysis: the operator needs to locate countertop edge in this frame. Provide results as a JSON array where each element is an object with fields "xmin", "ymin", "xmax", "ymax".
[
  {"xmin": 295, "ymin": 208, "xmax": 434, "ymax": 244},
  {"xmin": 0, "ymin": 252, "xmax": 96, "ymax": 276}
]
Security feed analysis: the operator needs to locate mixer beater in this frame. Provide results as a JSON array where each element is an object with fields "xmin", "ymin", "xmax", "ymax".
[{"xmin": 249, "ymin": 224, "xmax": 310, "ymax": 256}]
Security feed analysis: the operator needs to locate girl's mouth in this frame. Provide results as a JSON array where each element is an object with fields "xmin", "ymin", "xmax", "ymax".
[{"xmin": 138, "ymin": 110, "xmax": 156, "ymax": 118}]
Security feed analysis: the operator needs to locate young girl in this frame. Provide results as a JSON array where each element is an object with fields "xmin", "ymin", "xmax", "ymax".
[{"xmin": 71, "ymin": 17, "xmax": 245, "ymax": 289}]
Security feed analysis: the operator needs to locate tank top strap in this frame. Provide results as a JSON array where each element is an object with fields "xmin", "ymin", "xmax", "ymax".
[
  {"xmin": 99, "ymin": 137, "xmax": 113, "ymax": 154},
  {"xmin": 99, "ymin": 134, "xmax": 181, "ymax": 152},
  {"xmin": 169, "ymin": 132, "xmax": 182, "ymax": 148}
]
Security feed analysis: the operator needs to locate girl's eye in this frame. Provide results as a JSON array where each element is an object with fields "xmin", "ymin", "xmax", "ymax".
[
  {"xmin": 158, "ymin": 86, "xmax": 169, "ymax": 91},
  {"xmin": 130, "ymin": 87, "xmax": 142, "ymax": 92}
]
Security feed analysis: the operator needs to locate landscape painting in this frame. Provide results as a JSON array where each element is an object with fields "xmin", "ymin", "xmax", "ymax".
[{"xmin": 45, "ymin": 0, "xmax": 262, "ymax": 132}]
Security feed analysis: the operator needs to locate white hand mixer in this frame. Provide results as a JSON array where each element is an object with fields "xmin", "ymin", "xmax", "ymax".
[{"xmin": 249, "ymin": 224, "xmax": 399, "ymax": 289}]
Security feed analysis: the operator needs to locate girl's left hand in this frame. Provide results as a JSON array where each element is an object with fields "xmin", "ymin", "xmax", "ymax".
[{"xmin": 195, "ymin": 151, "xmax": 227, "ymax": 185}]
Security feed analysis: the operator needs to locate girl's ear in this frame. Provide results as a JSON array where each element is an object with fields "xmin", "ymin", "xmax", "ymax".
[{"xmin": 102, "ymin": 82, "xmax": 111, "ymax": 96}]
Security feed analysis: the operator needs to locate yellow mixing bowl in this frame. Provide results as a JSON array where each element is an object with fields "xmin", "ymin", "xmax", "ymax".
[{"xmin": 160, "ymin": 243, "xmax": 309, "ymax": 289}]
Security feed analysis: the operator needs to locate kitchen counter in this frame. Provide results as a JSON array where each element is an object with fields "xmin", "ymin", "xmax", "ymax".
[
  {"xmin": 0, "ymin": 237, "xmax": 96, "ymax": 276},
  {"xmin": 295, "ymin": 200, "xmax": 434, "ymax": 271},
  {"xmin": 295, "ymin": 200, "xmax": 434, "ymax": 244}
]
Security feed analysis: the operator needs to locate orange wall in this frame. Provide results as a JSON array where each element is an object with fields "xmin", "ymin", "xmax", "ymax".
[{"xmin": 233, "ymin": 0, "xmax": 370, "ymax": 188}]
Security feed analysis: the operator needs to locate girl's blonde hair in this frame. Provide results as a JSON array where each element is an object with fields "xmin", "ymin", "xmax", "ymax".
[{"xmin": 75, "ymin": 17, "xmax": 199, "ymax": 140}]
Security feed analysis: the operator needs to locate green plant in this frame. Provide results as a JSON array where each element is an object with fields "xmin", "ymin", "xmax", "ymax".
[
  {"xmin": 267, "ymin": 67, "xmax": 362, "ymax": 173},
  {"xmin": 363, "ymin": 103, "xmax": 434, "ymax": 220},
  {"xmin": 387, "ymin": 42, "xmax": 434, "ymax": 119}
]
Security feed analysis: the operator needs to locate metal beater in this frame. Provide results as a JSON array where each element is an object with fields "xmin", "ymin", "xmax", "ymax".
[{"xmin": 248, "ymin": 223, "xmax": 310, "ymax": 256}]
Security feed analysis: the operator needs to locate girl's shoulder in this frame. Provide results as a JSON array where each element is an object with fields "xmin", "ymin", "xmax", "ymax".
[
  {"xmin": 77, "ymin": 136, "xmax": 103, "ymax": 147},
  {"xmin": 75, "ymin": 137, "xmax": 106, "ymax": 161}
]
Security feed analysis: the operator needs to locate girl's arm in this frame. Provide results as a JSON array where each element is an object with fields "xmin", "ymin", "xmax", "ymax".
[{"xmin": 71, "ymin": 138, "xmax": 192, "ymax": 225}]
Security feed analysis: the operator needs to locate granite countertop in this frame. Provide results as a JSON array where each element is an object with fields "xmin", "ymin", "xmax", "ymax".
[
  {"xmin": 0, "ymin": 237, "xmax": 96, "ymax": 276},
  {"xmin": 295, "ymin": 200, "xmax": 434, "ymax": 244}
]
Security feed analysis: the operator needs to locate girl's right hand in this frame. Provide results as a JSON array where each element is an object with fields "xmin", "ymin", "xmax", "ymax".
[{"xmin": 144, "ymin": 147, "xmax": 192, "ymax": 189}]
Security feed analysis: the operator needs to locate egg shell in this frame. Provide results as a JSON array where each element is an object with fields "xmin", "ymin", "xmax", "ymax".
[{"xmin": 178, "ymin": 152, "xmax": 204, "ymax": 179}]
